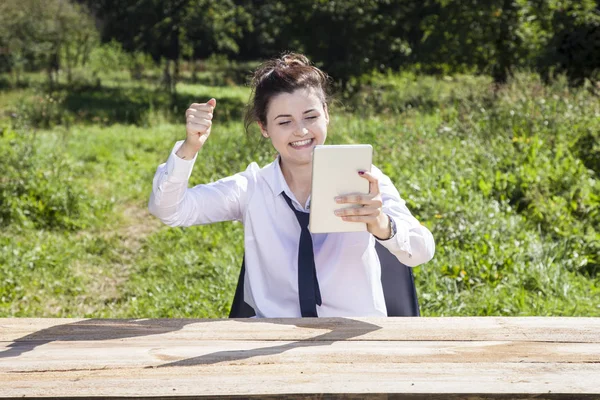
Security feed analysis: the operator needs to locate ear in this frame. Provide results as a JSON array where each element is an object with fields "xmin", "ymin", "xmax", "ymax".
[
  {"xmin": 323, "ymin": 103, "xmax": 330, "ymax": 125},
  {"xmin": 258, "ymin": 121, "xmax": 269, "ymax": 138}
]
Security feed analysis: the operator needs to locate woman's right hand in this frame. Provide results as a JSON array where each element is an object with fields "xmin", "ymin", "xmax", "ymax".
[{"xmin": 177, "ymin": 98, "xmax": 216, "ymax": 159}]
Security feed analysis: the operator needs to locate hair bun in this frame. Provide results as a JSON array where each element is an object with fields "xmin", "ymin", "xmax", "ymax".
[
  {"xmin": 280, "ymin": 53, "xmax": 311, "ymax": 68},
  {"xmin": 245, "ymin": 52, "xmax": 331, "ymax": 134}
]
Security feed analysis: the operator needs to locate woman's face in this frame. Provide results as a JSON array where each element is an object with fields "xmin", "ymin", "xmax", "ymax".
[{"xmin": 260, "ymin": 88, "xmax": 329, "ymax": 168}]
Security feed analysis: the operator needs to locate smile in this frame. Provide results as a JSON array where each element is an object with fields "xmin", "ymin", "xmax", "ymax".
[{"xmin": 289, "ymin": 138, "xmax": 314, "ymax": 148}]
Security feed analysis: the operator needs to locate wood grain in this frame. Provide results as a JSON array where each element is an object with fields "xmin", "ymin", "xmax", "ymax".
[
  {"xmin": 2, "ymin": 363, "xmax": 600, "ymax": 398},
  {"xmin": 2, "ymin": 317, "xmax": 600, "ymax": 342},
  {"xmin": 1, "ymin": 317, "xmax": 599, "ymax": 398}
]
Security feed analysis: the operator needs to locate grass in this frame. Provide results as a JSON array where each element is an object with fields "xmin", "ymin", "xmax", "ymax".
[{"xmin": 0, "ymin": 68, "xmax": 599, "ymax": 317}]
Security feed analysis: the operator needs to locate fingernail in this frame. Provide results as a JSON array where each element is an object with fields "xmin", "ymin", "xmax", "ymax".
[
  {"xmin": 335, "ymin": 197, "xmax": 343, "ymax": 203},
  {"xmin": 334, "ymin": 210, "xmax": 341, "ymax": 216},
  {"xmin": 358, "ymin": 171, "xmax": 365, "ymax": 175}
]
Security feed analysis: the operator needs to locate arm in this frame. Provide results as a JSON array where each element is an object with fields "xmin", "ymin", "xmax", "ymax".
[
  {"xmin": 148, "ymin": 140, "xmax": 258, "ymax": 227},
  {"xmin": 373, "ymin": 165, "xmax": 435, "ymax": 267}
]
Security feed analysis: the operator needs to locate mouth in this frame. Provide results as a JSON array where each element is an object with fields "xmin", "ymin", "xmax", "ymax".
[{"xmin": 289, "ymin": 138, "xmax": 314, "ymax": 149}]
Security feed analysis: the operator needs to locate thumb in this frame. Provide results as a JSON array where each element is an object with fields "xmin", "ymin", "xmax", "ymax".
[{"xmin": 207, "ymin": 98, "xmax": 216, "ymax": 108}]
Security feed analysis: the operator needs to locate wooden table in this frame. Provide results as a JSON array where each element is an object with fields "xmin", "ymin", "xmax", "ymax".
[{"xmin": 1, "ymin": 317, "xmax": 599, "ymax": 399}]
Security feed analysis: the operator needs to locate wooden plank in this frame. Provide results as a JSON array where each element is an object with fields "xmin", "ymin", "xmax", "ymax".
[
  {"xmin": 2, "ymin": 317, "xmax": 600, "ymax": 343},
  {"xmin": 2, "ymin": 363, "xmax": 600, "ymax": 397},
  {"xmin": 1, "ymin": 340, "xmax": 599, "ymax": 372},
  {"xmin": 2, "ymin": 318, "xmax": 599, "ymax": 398}
]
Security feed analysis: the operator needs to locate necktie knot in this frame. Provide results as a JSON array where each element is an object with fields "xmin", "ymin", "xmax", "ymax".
[{"xmin": 296, "ymin": 212, "xmax": 309, "ymax": 229}]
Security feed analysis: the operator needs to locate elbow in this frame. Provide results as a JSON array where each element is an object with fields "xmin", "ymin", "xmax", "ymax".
[
  {"xmin": 148, "ymin": 196, "xmax": 183, "ymax": 228},
  {"xmin": 423, "ymin": 232, "xmax": 436, "ymax": 263},
  {"xmin": 147, "ymin": 195, "xmax": 163, "ymax": 221},
  {"xmin": 405, "ymin": 231, "xmax": 435, "ymax": 268}
]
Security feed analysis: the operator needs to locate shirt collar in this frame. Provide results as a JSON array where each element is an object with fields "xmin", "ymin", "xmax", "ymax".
[
  {"xmin": 261, "ymin": 155, "xmax": 288, "ymax": 198},
  {"xmin": 260, "ymin": 155, "xmax": 311, "ymax": 209}
]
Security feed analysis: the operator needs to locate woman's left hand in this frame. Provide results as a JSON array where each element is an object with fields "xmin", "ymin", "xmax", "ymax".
[{"xmin": 334, "ymin": 170, "xmax": 392, "ymax": 239}]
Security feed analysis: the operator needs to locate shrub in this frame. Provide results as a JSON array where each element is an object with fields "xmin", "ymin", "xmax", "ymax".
[{"xmin": 0, "ymin": 128, "xmax": 95, "ymax": 230}]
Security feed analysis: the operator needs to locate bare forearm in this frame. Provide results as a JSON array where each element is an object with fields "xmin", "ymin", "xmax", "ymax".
[{"xmin": 175, "ymin": 140, "xmax": 199, "ymax": 160}]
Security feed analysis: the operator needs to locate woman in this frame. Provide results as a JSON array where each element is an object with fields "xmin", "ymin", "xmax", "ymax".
[{"xmin": 149, "ymin": 53, "xmax": 435, "ymax": 318}]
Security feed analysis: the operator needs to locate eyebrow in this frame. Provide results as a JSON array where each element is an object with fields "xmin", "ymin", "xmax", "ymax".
[{"xmin": 274, "ymin": 109, "xmax": 317, "ymax": 120}]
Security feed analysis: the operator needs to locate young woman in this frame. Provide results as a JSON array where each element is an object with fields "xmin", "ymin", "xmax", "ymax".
[{"xmin": 149, "ymin": 53, "xmax": 435, "ymax": 318}]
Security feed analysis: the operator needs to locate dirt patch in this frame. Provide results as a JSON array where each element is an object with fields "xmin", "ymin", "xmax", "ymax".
[
  {"xmin": 69, "ymin": 202, "xmax": 164, "ymax": 315},
  {"xmin": 120, "ymin": 203, "xmax": 164, "ymax": 252}
]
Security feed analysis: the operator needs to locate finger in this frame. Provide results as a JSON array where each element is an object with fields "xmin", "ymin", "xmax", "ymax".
[
  {"xmin": 335, "ymin": 206, "xmax": 380, "ymax": 217},
  {"xmin": 358, "ymin": 170, "xmax": 380, "ymax": 195},
  {"xmin": 366, "ymin": 197, "xmax": 383, "ymax": 209},
  {"xmin": 335, "ymin": 194, "xmax": 373, "ymax": 205},
  {"xmin": 189, "ymin": 103, "xmax": 215, "ymax": 113},
  {"xmin": 340, "ymin": 215, "xmax": 379, "ymax": 223},
  {"xmin": 186, "ymin": 122, "xmax": 211, "ymax": 134},
  {"xmin": 207, "ymin": 98, "xmax": 216, "ymax": 108},
  {"xmin": 187, "ymin": 117, "xmax": 212, "ymax": 127},
  {"xmin": 186, "ymin": 109, "xmax": 213, "ymax": 120}
]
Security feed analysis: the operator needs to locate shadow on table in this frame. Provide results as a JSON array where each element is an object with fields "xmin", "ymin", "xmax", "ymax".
[
  {"xmin": 155, "ymin": 318, "xmax": 382, "ymax": 368},
  {"xmin": 0, "ymin": 317, "xmax": 382, "ymax": 366},
  {"xmin": 0, "ymin": 318, "xmax": 196, "ymax": 359}
]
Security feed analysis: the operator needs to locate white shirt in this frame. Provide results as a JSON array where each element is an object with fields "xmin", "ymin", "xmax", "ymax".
[{"xmin": 149, "ymin": 141, "xmax": 435, "ymax": 318}]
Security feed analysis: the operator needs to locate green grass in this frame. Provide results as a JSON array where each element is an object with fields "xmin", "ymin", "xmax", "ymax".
[{"xmin": 1, "ymin": 69, "xmax": 599, "ymax": 317}]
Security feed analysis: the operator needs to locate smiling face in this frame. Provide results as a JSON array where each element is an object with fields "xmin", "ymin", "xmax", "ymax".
[{"xmin": 259, "ymin": 88, "xmax": 329, "ymax": 168}]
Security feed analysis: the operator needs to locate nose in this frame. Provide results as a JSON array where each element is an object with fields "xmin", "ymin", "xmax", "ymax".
[{"xmin": 294, "ymin": 125, "xmax": 309, "ymax": 137}]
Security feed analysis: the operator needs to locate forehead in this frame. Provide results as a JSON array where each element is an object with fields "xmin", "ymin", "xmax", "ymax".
[{"xmin": 266, "ymin": 88, "xmax": 323, "ymax": 117}]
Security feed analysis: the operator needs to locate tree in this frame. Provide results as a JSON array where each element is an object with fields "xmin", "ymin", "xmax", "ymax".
[
  {"xmin": 231, "ymin": 0, "xmax": 422, "ymax": 85},
  {"xmin": 0, "ymin": 0, "xmax": 98, "ymax": 86},
  {"xmin": 83, "ymin": 0, "xmax": 251, "ymax": 96},
  {"xmin": 537, "ymin": 0, "xmax": 600, "ymax": 86}
]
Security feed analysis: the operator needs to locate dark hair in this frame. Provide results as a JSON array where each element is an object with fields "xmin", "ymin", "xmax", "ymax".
[{"xmin": 244, "ymin": 53, "xmax": 331, "ymax": 134}]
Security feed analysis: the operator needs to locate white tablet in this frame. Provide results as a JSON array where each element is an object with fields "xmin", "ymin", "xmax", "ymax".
[{"xmin": 309, "ymin": 144, "xmax": 373, "ymax": 234}]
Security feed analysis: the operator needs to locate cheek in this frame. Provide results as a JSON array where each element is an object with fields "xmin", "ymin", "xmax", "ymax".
[{"xmin": 316, "ymin": 122, "xmax": 328, "ymax": 136}]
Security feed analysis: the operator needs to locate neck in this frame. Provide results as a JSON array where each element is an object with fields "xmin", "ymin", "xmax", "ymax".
[{"xmin": 280, "ymin": 158, "xmax": 312, "ymax": 203}]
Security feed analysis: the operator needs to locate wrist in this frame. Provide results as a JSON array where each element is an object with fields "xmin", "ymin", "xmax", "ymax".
[
  {"xmin": 373, "ymin": 213, "xmax": 393, "ymax": 240},
  {"xmin": 176, "ymin": 140, "xmax": 200, "ymax": 160}
]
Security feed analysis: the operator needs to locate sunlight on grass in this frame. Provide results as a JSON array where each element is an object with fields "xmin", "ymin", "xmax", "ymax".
[{"xmin": 1, "ymin": 70, "xmax": 599, "ymax": 317}]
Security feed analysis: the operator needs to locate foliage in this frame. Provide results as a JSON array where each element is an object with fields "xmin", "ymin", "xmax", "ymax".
[
  {"xmin": 89, "ymin": 40, "xmax": 156, "ymax": 81},
  {"xmin": 0, "ymin": 70, "xmax": 598, "ymax": 318},
  {"xmin": 345, "ymin": 71, "xmax": 600, "ymax": 278},
  {"xmin": 80, "ymin": 0, "xmax": 252, "ymax": 94},
  {"xmin": 0, "ymin": 0, "xmax": 99, "ymax": 85},
  {"xmin": 537, "ymin": 0, "xmax": 600, "ymax": 86},
  {"xmin": 232, "ymin": 0, "xmax": 600, "ymax": 84},
  {"xmin": 3, "ymin": 0, "xmax": 599, "ymax": 87},
  {"xmin": 0, "ymin": 127, "xmax": 109, "ymax": 230},
  {"xmin": 235, "ymin": 0, "xmax": 418, "ymax": 85}
]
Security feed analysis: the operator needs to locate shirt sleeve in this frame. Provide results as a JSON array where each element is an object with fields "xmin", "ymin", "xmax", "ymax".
[
  {"xmin": 148, "ymin": 140, "xmax": 259, "ymax": 227},
  {"xmin": 371, "ymin": 165, "xmax": 435, "ymax": 267}
]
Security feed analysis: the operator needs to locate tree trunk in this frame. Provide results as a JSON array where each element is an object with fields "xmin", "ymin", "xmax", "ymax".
[
  {"xmin": 163, "ymin": 61, "xmax": 172, "ymax": 91},
  {"xmin": 47, "ymin": 49, "xmax": 60, "ymax": 88},
  {"xmin": 191, "ymin": 58, "xmax": 198, "ymax": 83},
  {"xmin": 169, "ymin": 26, "xmax": 181, "ymax": 105},
  {"xmin": 493, "ymin": 0, "xmax": 518, "ymax": 84}
]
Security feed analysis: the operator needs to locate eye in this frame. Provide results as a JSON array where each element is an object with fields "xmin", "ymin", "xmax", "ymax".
[
  {"xmin": 306, "ymin": 116, "xmax": 318, "ymax": 120},
  {"xmin": 278, "ymin": 121, "xmax": 291, "ymax": 126}
]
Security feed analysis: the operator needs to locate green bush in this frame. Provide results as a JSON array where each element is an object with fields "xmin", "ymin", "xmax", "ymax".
[
  {"xmin": 343, "ymin": 70, "xmax": 492, "ymax": 116},
  {"xmin": 0, "ymin": 128, "xmax": 102, "ymax": 230},
  {"xmin": 12, "ymin": 91, "xmax": 72, "ymax": 129},
  {"xmin": 89, "ymin": 41, "xmax": 156, "ymax": 82},
  {"xmin": 1, "ymin": 70, "xmax": 598, "ymax": 317}
]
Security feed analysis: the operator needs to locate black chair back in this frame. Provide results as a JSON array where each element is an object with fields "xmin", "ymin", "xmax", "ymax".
[{"xmin": 229, "ymin": 242, "xmax": 419, "ymax": 318}]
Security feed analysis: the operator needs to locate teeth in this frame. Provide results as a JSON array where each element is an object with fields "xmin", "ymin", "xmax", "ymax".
[{"xmin": 290, "ymin": 139, "xmax": 312, "ymax": 147}]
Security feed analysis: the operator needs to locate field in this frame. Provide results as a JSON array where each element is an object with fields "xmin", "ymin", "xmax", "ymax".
[{"xmin": 1, "ymin": 68, "xmax": 599, "ymax": 317}]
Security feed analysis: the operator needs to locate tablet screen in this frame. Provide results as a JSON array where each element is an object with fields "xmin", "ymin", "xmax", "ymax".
[{"xmin": 309, "ymin": 144, "xmax": 373, "ymax": 233}]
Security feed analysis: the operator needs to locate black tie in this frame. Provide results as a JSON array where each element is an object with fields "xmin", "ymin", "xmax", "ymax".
[{"xmin": 281, "ymin": 192, "xmax": 322, "ymax": 317}]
